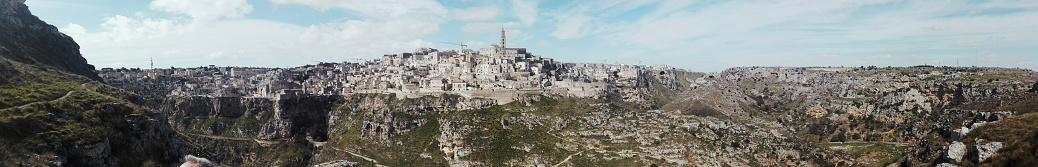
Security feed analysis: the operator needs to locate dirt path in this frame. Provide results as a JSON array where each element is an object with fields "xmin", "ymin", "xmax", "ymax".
[
  {"xmin": 6, "ymin": 82, "xmax": 96, "ymax": 110},
  {"xmin": 307, "ymin": 137, "xmax": 327, "ymax": 147},
  {"xmin": 178, "ymin": 131, "xmax": 249, "ymax": 140},
  {"xmin": 177, "ymin": 131, "xmax": 283, "ymax": 145},
  {"xmin": 7, "ymin": 90, "xmax": 74, "ymax": 109},
  {"xmin": 552, "ymin": 150, "xmax": 584, "ymax": 167},
  {"xmin": 325, "ymin": 146, "xmax": 386, "ymax": 167}
]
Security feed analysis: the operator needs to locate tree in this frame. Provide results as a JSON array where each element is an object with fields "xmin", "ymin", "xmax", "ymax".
[{"xmin": 830, "ymin": 131, "xmax": 847, "ymax": 142}]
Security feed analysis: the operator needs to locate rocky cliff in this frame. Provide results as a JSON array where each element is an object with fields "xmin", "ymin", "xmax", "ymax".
[{"xmin": 0, "ymin": 0, "xmax": 101, "ymax": 81}]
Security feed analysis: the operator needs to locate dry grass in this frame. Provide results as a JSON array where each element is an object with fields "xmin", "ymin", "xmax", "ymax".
[{"xmin": 962, "ymin": 113, "xmax": 1038, "ymax": 166}]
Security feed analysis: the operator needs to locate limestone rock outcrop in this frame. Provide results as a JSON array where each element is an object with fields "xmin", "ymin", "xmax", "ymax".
[
  {"xmin": 945, "ymin": 141, "xmax": 966, "ymax": 162},
  {"xmin": 973, "ymin": 139, "xmax": 1003, "ymax": 162}
]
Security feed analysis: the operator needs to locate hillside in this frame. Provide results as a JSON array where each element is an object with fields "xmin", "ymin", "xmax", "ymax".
[{"xmin": 0, "ymin": 0, "xmax": 184, "ymax": 166}]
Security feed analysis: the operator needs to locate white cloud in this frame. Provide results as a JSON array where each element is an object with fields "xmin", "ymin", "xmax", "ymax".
[
  {"xmin": 269, "ymin": 0, "xmax": 448, "ymax": 20},
  {"xmin": 540, "ymin": 0, "xmax": 1038, "ymax": 71},
  {"xmin": 149, "ymin": 0, "xmax": 253, "ymax": 21},
  {"xmin": 549, "ymin": 5, "xmax": 593, "ymax": 40},
  {"xmin": 61, "ymin": 0, "xmax": 444, "ymax": 68},
  {"xmin": 59, "ymin": 23, "xmax": 86, "ymax": 35},
  {"xmin": 460, "ymin": 22, "xmax": 520, "ymax": 34},
  {"xmin": 510, "ymin": 0, "xmax": 539, "ymax": 25},
  {"xmin": 74, "ymin": 18, "xmax": 438, "ymax": 68},
  {"xmin": 97, "ymin": 15, "xmax": 187, "ymax": 42},
  {"xmin": 450, "ymin": 5, "xmax": 503, "ymax": 21}
]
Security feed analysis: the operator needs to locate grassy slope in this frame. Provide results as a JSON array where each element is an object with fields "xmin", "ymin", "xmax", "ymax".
[
  {"xmin": 0, "ymin": 57, "xmax": 175, "ymax": 166},
  {"xmin": 959, "ymin": 112, "xmax": 1038, "ymax": 166}
]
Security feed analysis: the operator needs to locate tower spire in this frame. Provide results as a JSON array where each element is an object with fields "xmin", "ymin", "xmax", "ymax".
[{"xmin": 500, "ymin": 26, "xmax": 506, "ymax": 48}]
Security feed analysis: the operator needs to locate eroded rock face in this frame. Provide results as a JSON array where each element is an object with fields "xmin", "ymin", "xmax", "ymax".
[
  {"xmin": 258, "ymin": 120, "xmax": 292, "ymax": 140},
  {"xmin": 162, "ymin": 95, "xmax": 340, "ymax": 140},
  {"xmin": 67, "ymin": 139, "xmax": 113, "ymax": 166},
  {"xmin": 973, "ymin": 140, "xmax": 1003, "ymax": 162},
  {"xmin": 165, "ymin": 97, "xmax": 277, "ymax": 119},
  {"xmin": 0, "ymin": 0, "xmax": 100, "ymax": 81},
  {"xmin": 123, "ymin": 114, "xmax": 186, "ymax": 163}
]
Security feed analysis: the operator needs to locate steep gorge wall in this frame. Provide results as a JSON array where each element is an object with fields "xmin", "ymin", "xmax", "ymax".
[{"xmin": 162, "ymin": 95, "xmax": 347, "ymax": 141}]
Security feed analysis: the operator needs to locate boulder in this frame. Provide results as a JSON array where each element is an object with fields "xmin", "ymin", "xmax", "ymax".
[
  {"xmin": 945, "ymin": 141, "xmax": 966, "ymax": 162},
  {"xmin": 1029, "ymin": 81, "xmax": 1038, "ymax": 92}
]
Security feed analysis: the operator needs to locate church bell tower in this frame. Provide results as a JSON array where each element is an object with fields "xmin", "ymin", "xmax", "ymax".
[{"xmin": 500, "ymin": 27, "xmax": 506, "ymax": 48}]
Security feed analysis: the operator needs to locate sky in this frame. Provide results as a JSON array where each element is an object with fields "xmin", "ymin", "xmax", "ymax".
[{"xmin": 24, "ymin": 0, "xmax": 1038, "ymax": 72}]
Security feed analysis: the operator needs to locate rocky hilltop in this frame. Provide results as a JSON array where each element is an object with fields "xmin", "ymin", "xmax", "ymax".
[{"xmin": 0, "ymin": 0, "xmax": 100, "ymax": 81}]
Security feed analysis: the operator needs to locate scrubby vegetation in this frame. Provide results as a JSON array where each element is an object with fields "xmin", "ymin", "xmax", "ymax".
[
  {"xmin": 960, "ymin": 113, "xmax": 1038, "ymax": 166},
  {"xmin": 0, "ymin": 57, "xmax": 181, "ymax": 166}
]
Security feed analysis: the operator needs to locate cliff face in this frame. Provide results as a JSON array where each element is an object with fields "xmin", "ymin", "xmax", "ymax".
[
  {"xmin": 162, "ymin": 95, "xmax": 346, "ymax": 141},
  {"xmin": 0, "ymin": 0, "xmax": 100, "ymax": 81}
]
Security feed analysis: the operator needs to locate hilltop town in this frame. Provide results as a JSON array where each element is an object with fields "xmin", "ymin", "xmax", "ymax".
[{"xmin": 100, "ymin": 29, "xmax": 673, "ymax": 105}]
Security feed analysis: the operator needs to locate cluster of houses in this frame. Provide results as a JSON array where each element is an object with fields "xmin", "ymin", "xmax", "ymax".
[{"xmin": 100, "ymin": 32, "xmax": 674, "ymax": 104}]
